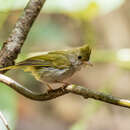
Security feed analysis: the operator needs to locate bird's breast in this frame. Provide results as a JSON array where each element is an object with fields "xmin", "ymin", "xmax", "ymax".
[{"xmin": 33, "ymin": 65, "xmax": 82, "ymax": 83}]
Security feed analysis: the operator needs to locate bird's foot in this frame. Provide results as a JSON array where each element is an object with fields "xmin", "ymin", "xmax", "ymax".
[
  {"xmin": 46, "ymin": 84, "xmax": 53, "ymax": 92},
  {"xmin": 56, "ymin": 81, "xmax": 70, "ymax": 90}
]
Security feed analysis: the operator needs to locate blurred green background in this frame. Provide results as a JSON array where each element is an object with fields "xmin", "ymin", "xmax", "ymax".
[{"xmin": 0, "ymin": 0, "xmax": 130, "ymax": 130}]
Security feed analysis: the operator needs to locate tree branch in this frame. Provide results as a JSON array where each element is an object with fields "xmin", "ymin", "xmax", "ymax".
[
  {"xmin": 0, "ymin": 74, "xmax": 130, "ymax": 108},
  {"xmin": 66, "ymin": 85, "xmax": 130, "ymax": 108},
  {"xmin": 0, "ymin": 0, "xmax": 46, "ymax": 69},
  {"xmin": 0, "ymin": 74, "xmax": 68, "ymax": 101},
  {"xmin": 0, "ymin": 111, "xmax": 10, "ymax": 130}
]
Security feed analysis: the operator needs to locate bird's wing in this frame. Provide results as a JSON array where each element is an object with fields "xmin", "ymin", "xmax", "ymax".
[{"xmin": 17, "ymin": 51, "xmax": 71, "ymax": 69}]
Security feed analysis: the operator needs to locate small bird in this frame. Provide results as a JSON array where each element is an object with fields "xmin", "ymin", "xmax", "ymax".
[{"xmin": 0, "ymin": 44, "xmax": 91, "ymax": 89}]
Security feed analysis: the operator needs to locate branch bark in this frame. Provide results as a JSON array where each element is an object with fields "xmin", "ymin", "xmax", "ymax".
[
  {"xmin": 0, "ymin": 74, "xmax": 68, "ymax": 101},
  {"xmin": 0, "ymin": 74, "xmax": 130, "ymax": 108},
  {"xmin": 0, "ymin": 0, "xmax": 46, "ymax": 69},
  {"xmin": 66, "ymin": 85, "xmax": 130, "ymax": 108}
]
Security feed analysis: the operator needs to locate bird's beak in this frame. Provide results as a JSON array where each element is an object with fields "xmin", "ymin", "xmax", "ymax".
[{"xmin": 84, "ymin": 61, "xmax": 93, "ymax": 67}]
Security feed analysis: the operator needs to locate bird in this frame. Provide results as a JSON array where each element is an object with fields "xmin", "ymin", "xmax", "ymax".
[{"xmin": 0, "ymin": 44, "xmax": 91, "ymax": 90}]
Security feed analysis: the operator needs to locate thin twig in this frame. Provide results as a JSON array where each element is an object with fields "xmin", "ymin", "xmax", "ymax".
[
  {"xmin": 0, "ymin": 74, "xmax": 130, "ymax": 108},
  {"xmin": 0, "ymin": 0, "xmax": 46, "ymax": 70},
  {"xmin": 66, "ymin": 85, "xmax": 130, "ymax": 109},
  {"xmin": 0, "ymin": 111, "xmax": 10, "ymax": 130}
]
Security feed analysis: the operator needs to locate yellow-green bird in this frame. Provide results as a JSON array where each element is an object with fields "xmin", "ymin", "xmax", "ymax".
[{"xmin": 0, "ymin": 44, "xmax": 91, "ymax": 89}]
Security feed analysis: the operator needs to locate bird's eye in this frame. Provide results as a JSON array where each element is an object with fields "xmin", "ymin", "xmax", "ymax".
[{"xmin": 78, "ymin": 56, "xmax": 82, "ymax": 59}]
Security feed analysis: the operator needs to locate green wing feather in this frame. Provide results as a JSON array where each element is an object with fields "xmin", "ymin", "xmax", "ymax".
[
  {"xmin": 18, "ymin": 51, "xmax": 71, "ymax": 68},
  {"xmin": 0, "ymin": 51, "xmax": 71, "ymax": 71}
]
